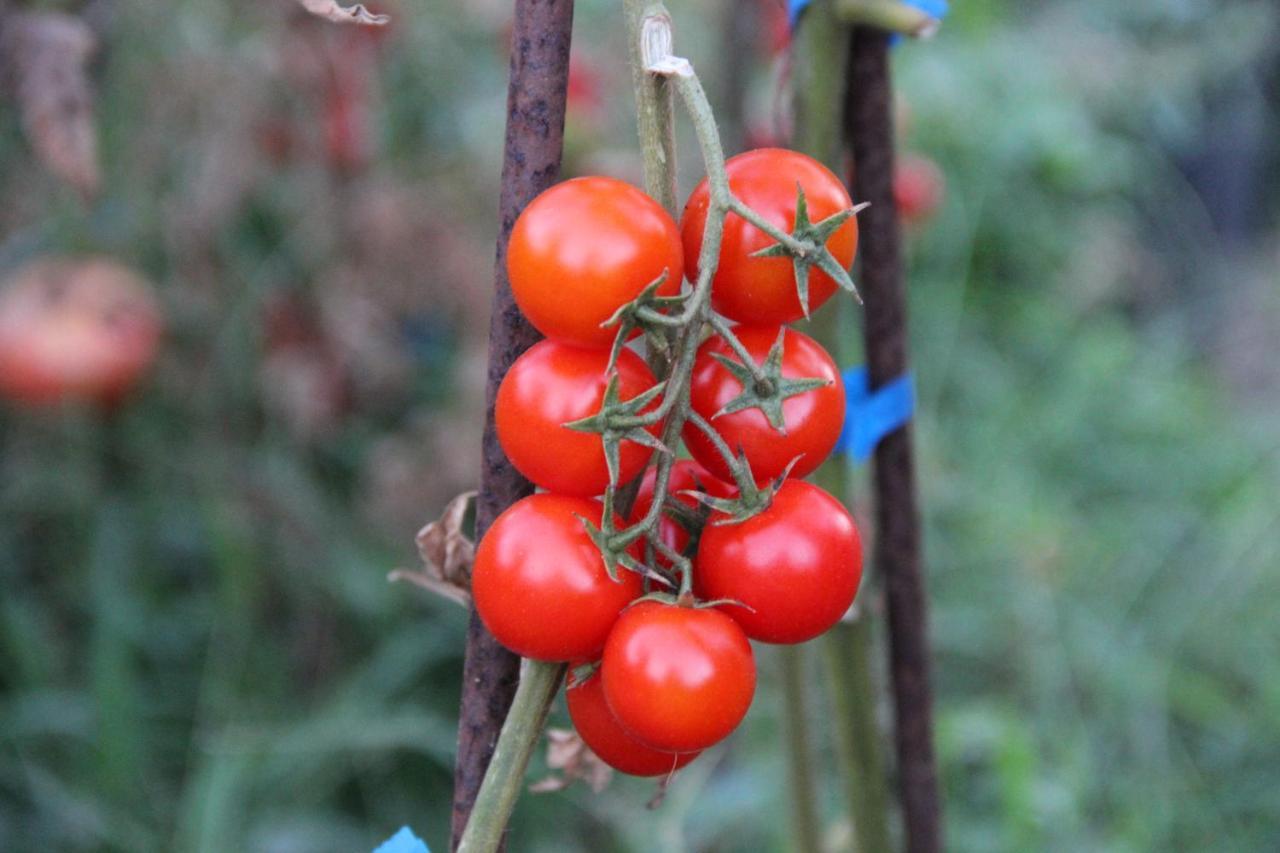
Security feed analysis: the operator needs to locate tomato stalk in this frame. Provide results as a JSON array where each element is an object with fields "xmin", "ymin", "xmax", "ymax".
[{"xmin": 455, "ymin": 660, "xmax": 567, "ymax": 853}]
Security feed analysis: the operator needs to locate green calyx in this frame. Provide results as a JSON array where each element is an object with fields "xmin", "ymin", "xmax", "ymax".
[
  {"xmin": 564, "ymin": 374, "xmax": 669, "ymax": 488},
  {"xmin": 749, "ymin": 185, "xmax": 868, "ymax": 315},
  {"xmin": 599, "ymin": 271, "xmax": 689, "ymax": 372},
  {"xmin": 711, "ymin": 327, "xmax": 832, "ymax": 433}
]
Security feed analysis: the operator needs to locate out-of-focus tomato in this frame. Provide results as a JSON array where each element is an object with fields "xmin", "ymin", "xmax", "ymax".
[
  {"xmin": 0, "ymin": 258, "xmax": 162, "ymax": 407},
  {"xmin": 895, "ymin": 153, "xmax": 945, "ymax": 225}
]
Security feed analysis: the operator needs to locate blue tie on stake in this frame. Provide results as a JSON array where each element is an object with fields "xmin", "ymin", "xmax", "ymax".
[
  {"xmin": 373, "ymin": 827, "xmax": 430, "ymax": 853},
  {"xmin": 839, "ymin": 366, "xmax": 915, "ymax": 462},
  {"xmin": 789, "ymin": 0, "xmax": 950, "ymax": 37}
]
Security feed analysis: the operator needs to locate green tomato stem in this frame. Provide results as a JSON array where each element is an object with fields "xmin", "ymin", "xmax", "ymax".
[{"xmin": 455, "ymin": 660, "xmax": 566, "ymax": 853}]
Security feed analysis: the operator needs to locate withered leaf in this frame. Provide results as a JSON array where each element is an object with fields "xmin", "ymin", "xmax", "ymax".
[
  {"xmin": 1, "ymin": 12, "xmax": 100, "ymax": 199},
  {"xmin": 388, "ymin": 491, "xmax": 476, "ymax": 607},
  {"xmin": 530, "ymin": 729, "xmax": 613, "ymax": 795},
  {"xmin": 296, "ymin": 0, "xmax": 390, "ymax": 25}
]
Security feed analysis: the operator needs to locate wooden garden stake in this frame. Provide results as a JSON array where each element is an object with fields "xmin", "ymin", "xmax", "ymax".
[{"xmin": 451, "ymin": 1, "xmax": 575, "ymax": 848}]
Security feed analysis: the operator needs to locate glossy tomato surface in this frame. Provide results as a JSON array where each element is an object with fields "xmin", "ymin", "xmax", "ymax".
[
  {"xmin": 696, "ymin": 480, "xmax": 863, "ymax": 644},
  {"xmin": 497, "ymin": 341, "xmax": 660, "ymax": 497},
  {"xmin": 683, "ymin": 325, "xmax": 845, "ymax": 484},
  {"xmin": 0, "ymin": 258, "xmax": 162, "ymax": 407},
  {"xmin": 472, "ymin": 494, "xmax": 642, "ymax": 662},
  {"xmin": 602, "ymin": 601, "xmax": 756, "ymax": 753},
  {"xmin": 681, "ymin": 149, "xmax": 857, "ymax": 325},
  {"xmin": 508, "ymin": 177, "xmax": 684, "ymax": 348},
  {"xmin": 567, "ymin": 669, "xmax": 700, "ymax": 776},
  {"xmin": 629, "ymin": 460, "xmax": 736, "ymax": 564}
]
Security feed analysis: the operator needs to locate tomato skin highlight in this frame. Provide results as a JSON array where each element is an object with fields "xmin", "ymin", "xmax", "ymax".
[
  {"xmin": 496, "ymin": 341, "xmax": 660, "ymax": 498},
  {"xmin": 696, "ymin": 480, "xmax": 863, "ymax": 644},
  {"xmin": 472, "ymin": 494, "xmax": 643, "ymax": 662},
  {"xmin": 681, "ymin": 148, "xmax": 857, "ymax": 325},
  {"xmin": 602, "ymin": 601, "xmax": 756, "ymax": 753},
  {"xmin": 683, "ymin": 325, "xmax": 845, "ymax": 485},
  {"xmin": 567, "ymin": 670, "xmax": 700, "ymax": 776},
  {"xmin": 508, "ymin": 177, "xmax": 684, "ymax": 348},
  {"xmin": 629, "ymin": 459, "xmax": 736, "ymax": 565}
]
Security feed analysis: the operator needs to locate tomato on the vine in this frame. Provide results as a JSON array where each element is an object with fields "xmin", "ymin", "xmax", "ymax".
[
  {"xmin": 696, "ymin": 479, "xmax": 862, "ymax": 644},
  {"xmin": 681, "ymin": 148, "xmax": 857, "ymax": 325},
  {"xmin": 567, "ymin": 669, "xmax": 700, "ymax": 777},
  {"xmin": 497, "ymin": 340, "xmax": 660, "ymax": 497},
  {"xmin": 508, "ymin": 176, "xmax": 684, "ymax": 348},
  {"xmin": 683, "ymin": 325, "xmax": 845, "ymax": 485},
  {"xmin": 472, "ymin": 494, "xmax": 642, "ymax": 662},
  {"xmin": 629, "ymin": 460, "xmax": 736, "ymax": 564},
  {"xmin": 602, "ymin": 600, "xmax": 755, "ymax": 753}
]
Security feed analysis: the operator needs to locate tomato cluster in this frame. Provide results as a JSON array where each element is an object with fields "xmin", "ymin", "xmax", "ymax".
[{"xmin": 474, "ymin": 150, "xmax": 865, "ymax": 777}]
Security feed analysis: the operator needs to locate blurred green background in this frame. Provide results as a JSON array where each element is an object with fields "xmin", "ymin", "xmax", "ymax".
[{"xmin": 2, "ymin": 0, "xmax": 1279, "ymax": 850}]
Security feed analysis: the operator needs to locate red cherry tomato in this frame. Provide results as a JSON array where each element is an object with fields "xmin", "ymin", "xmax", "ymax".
[
  {"xmin": 696, "ymin": 480, "xmax": 863, "ymax": 644},
  {"xmin": 683, "ymin": 325, "xmax": 845, "ymax": 484},
  {"xmin": 508, "ymin": 177, "xmax": 684, "ymax": 348},
  {"xmin": 497, "ymin": 341, "xmax": 660, "ymax": 497},
  {"xmin": 567, "ymin": 669, "xmax": 700, "ymax": 776},
  {"xmin": 0, "ymin": 258, "xmax": 162, "ymax": 407},
  {"xmin": 681, "ymin": 149, "xmax": 857, "ymax": 325},
  {"xmin": 602, "ymin": 600, "xmax": 756, "ymax": 752},
  {"xmin": 630, "ymin": 460, "xmax": 736, "ymax": 564},
  {"xmin": 473, "ymin": 494, "xmax": 642, "ymax": 662},
  {"xmin": 894, "ymin": 153, "xmax": 945, "ymax": 225}
]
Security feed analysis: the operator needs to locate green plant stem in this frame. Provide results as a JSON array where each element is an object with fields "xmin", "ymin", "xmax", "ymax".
[
  {"xmin": 835, "ymin": 0, "xmax": 941, "ymax": 36},
  {"xmin": 624, "ymin": 0, "xmax": 678, "ymax": 215},
  {"xmin": 780, "ymin": 646, "xmax": 823, "ymax": 853},
  {"xmin": 792, "ymin": 3, "xmax": 893, "ymax": 850},
  {"xmin": 456, "ymin": 660, "xmax": 566, "ymax": 853},
  {"xmin": 823, "ymin": 617, "xmax": 894, "ymax": 853}
]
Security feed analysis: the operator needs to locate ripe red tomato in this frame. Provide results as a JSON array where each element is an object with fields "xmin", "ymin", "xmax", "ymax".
[
  {"xmin": 497, "ymin": 341, "xmax": 660, "ymax": 497},
  {"xmin": 630, "ymin": 460, "xmax": 736, "ymax": 564},
  {"xmin": 473, "ymin": 494, "xmax": 642, "ymax": 662},
  {"xmin": 602, "ymin": 600, "xmax": 756, "ymax": 752},
  {"xmin": 681, "ymin": 148, "xmax": 857, "ymax": 325},
  {"xmin": 895, "ymin": 153, "xmax": 945, "ymax": 225},
  {"xmin": 696, "ymin": 480, "xmax": 863, "ymax": 644},
  {"xmin": 508, "ymin": 177, "xmax": 684, "ymax": 348},
  {"xmin": 682, "ymin": 325, "xmax": 845, "ymax": 485},
  {"xmin": 0, "ymin": 258, "xmax": 162, "ymax": 407},
  {"xmin": 567, "ymin": 669, "xmax": 700, "ymax": 776}
]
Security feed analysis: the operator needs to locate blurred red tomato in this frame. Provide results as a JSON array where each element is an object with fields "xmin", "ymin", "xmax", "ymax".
[
  {"xmin": 895, "ymin": 153, "xmax": 945, "ymax": 225},
  {"xmin": 0, "ymin": 258, "xmax": 162, "ymax": 407}
]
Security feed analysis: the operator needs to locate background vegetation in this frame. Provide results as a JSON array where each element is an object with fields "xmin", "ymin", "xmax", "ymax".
[{"xmin": 1, "ymin": 0, "xmax": 1278, "ymax": 850}]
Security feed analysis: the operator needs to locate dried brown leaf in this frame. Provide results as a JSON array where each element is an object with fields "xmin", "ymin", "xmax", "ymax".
[
  {"xmin": 530, "ymin": 729, "xmax": 613, "ymax": 795},
  {"xmin": 1, "ymin": 12, "xmax": 100, "ymax": 199},
  {"xmin": 388, "ymin": 491, "xmax": 476, "ymax": 606},
  {"xmin": 296, "ymin": 0, "xmax": 390, "ymax": 25}
]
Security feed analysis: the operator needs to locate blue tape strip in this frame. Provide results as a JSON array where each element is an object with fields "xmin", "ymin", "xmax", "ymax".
[
  {"xmin": 838, "ymin": 366, "xmax": 915, "ymax": 461},
  {"xmin": 374, "ymin": 827, "xmax": 430, "ymax": 853},
  {"xmin": 791, "ymin": 0, "xmax": 949, "ymax": 39}
]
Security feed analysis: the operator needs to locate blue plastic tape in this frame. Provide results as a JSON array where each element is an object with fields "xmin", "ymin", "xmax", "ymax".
[
  {"xmin": 791, "ymin": 0, "xmax": 949, "ymax": 39},
  {"xmin": 838, "ymin": 366, "xmax": 915, "ymax": 461},
  {"xmin": 374, "ymin": 827, "xmax": 430, "ymax": 853}
]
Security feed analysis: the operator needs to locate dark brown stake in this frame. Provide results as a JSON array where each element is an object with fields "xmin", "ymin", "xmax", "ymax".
[
  {"xmin": 845, "ymin": 26, "xmax": 942, "ymax": 853},
  {"xmin": 450, "ymin": 1, "xmax": 574, "ymax": 849}
]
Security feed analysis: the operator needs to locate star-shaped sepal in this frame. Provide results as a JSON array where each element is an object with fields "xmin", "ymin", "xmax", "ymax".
[
  {"xmin": 575, "ymin": 488, "xmax": 649, "ymax": 583},
  {"xmin": 711, "ymin": 328, "xmax": 833, "ymax": 433},
  {"xmin": 750, "ymin": 184, "xmax": 870, "ymax": 316},
  {"xmin": 681, "ymin": 455, "xmax": 802, "ymax": 527},
  {"xmin": 599, "ymin": 271, "xmax": 688, "ymax": 371},
  {"xmin": 564, "ymin": 373, "xmax": 669, "ymax": 488}
]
